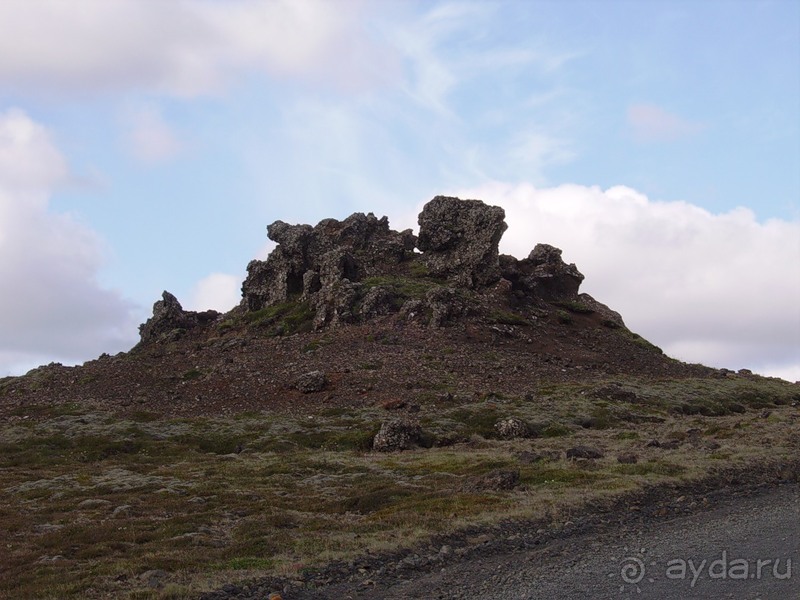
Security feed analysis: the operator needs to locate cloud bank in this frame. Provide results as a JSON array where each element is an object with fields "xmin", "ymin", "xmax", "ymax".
[
  {"xmin": 0, "ymin": 109, "xmax": 138, "ymax": 375},
  {"xmin": 187, "ymin": 273, "xmax": 242, "ymax": 313},
  {"xmin": 0, "ymin": 0, "xmax": 389, "ymax": 96},
  {"xmin": 450, "ymin": 182, "xmax": 800, "ymax": 380}
]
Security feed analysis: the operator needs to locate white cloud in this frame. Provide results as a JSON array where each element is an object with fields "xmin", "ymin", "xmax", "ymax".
[
  {"xmin": 0, "ymin": 0, "xmax": 391, "ymax": 96},
  {"xmin": 627, "ymin": 103, "xmax": 706, "ymax": 142},
  {"xmin": 0, "ymin": 108, "xmax": 69, "ymax": 192},
  {"xmin": 454, "ymin": 181, "xmax": 800, "ymax": 378},
  {"xmin": 506, "ymin": 131, "xmax": 575, "ymax": 184},
  {"xmin": 187, "ymin": 273, "xmax": 242, "ymax": 313},
  {"xmin": 0, "ymin": 109, "xmax": 138, "ymax": 376},
  {"xmin": 388, "ymin": 2, "xmax": 575, "ymax": 116},
  {"xmin": 123, "ymin": 105, "xmax": 183, "ymax": 164}
]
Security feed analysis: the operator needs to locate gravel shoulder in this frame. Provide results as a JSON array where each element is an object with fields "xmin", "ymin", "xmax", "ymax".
[
  {"xmin": 200, "ymin": 468, "xmax": 799, "ymax": 600},
  {"xmin": 378, "ymin": 482, "xmax": 799, "ymax": 599}
]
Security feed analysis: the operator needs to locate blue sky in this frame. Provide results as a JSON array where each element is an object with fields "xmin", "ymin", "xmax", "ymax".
[{"xmin": 0, "ymin": 0, "xmax": 798, "ymax": 380}]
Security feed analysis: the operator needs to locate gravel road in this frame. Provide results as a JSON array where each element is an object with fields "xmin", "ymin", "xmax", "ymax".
[
  {"xmin": 201, "ymin": 481, "xmax": 799, "ymax": 600},
  {"xmin": 376, "ymin": 483, "xmax": 799, "ymax": 599}
]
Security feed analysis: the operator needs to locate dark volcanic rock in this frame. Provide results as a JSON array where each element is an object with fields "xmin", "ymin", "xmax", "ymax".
[
  {"xmin": 295, "ymin": 371, "xmax": 327, "ymax": 393},
  {"xmin": 372, "ymin": 419, "xmax": 422, "ymax": 452},
  {"xmin": 242, "ymin": 213, "xmax": 415, "ymax": 312},
  {"xmin": 235, "ymin": 195, "xmax": 609, "ymax": 332},
  {"xmin": 138, "ymin": 291, "xmax": 219, "ymax": 344},
  {"xmin": 579, "ymin": 293, "xmax": 625, "ymax": 328},
  {"xmin": 417, "ymin": 196, "xmax": 507, "ymax": 288},
  {"xmin": 465, "ymin": 469, "xmax": 520, "ymax": 491},
  {"xmin": 425, "ymin": 286, "xmax": 469, "ymax": 328},
  {"xmin": 500, "ymin": 244, "xmax": 584, "ymax": 301},
  {"xmin": 566, "ymin": 445, "xmax": 604, "ymax": 460}
]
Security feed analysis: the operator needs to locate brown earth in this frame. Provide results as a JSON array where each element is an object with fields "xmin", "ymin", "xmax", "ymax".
[{"xmin": 0, "ymin": 299, "xmax": 715, "ymax": 421}]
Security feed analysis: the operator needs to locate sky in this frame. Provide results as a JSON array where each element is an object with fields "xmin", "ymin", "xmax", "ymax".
[{"xmin": 0, "ymin": 0, "xmax": 798, "ymax": 381}]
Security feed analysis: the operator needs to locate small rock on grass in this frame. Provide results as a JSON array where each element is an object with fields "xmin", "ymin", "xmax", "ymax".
[
  {"xmin": 141, "ymin": 569, "xmax": 167, "ymax": 589},
  {"xmin": 566, "ymin": 445, "xmax": 604, "ymax": 460},
  {"xmin": 495, "ymin": 417, "xmax": 531, "ymax": 439},
  {"xmin": 372, "ymin": 419, "xmax": 422, "ymax": 452},
  {"xmin": 464, "ymin": 469, "xmax": 520, "ymax": 492}
]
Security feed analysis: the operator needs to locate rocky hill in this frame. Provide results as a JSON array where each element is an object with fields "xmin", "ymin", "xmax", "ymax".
[
  {"xmin": 2, "ymin": 196, "xmax": 713, "ymax": 418},
  {"xmin": 4, "ymin": 196, "xmax": 796, "ymax": 600}
]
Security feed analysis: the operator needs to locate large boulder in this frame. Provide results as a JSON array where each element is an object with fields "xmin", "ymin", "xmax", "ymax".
[
  {"xmin": 417, "ymin": 196, "xmax": 507, "ymax": 288},
  {"xmin": 295, "ymin": 370, "xmax": 327, "ymax": 393},
  {"xmin": 138, "ymin": 291, "xmax": 219, "ymax": 344},
  {"xmin": 500, "ymin": 244, "xmax": 584, "ymax": 300},
  {"xmin": 372, "ymin": 419, "xmax": 422, "ymax": 452},
  {"xmin": 578, "ymin": 293, "xmax": 625, "ymax": 328}
]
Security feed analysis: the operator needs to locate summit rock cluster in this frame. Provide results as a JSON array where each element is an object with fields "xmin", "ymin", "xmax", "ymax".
[{"xmin": 139, "ymin": 195, "xmax": 609, "ymax": 341}]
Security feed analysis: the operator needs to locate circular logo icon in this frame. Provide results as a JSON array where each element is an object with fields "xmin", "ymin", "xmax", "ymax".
[{"xmin": 620, "ymin": 556, "xmax": 646, "ymax": 584}]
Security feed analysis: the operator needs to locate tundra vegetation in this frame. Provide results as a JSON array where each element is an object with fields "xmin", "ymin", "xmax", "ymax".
[{"xmin": 2, "ymin": 196, "xmax": 797, "ymax": 598}]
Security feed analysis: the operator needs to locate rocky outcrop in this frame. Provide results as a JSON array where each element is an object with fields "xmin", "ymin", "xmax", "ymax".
[
  {"xmin": 242, "ymin": 213, "xmax": 416, "ymax": 312},
  {"xmin": 578, "ymin": 293, "xmax": 625, "ymax": 328},
  {"xmin": 235, "ymin": 195, "xmax": 593, "ymax": 332},
  {"xmin": 138, "ymin": 291, "xmax": 219, "ymax": 344},
  {"xmin": 500, "ymin": 244, "xmax": 584, "ymax": 300},
  {"xmin": 417, "ymin": 196, "xmax": 507, "ymax": 288}
]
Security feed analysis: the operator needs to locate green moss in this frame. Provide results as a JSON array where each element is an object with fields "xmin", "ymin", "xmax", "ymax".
[
  {"xmin": 552, "ymin": 300, "xmax": 594, "ymax": 314},
  {"xmin": 218, "ymin": 318, "xmax": 237, "ymax": 331},
  {"xmin": 219, "ymin": 556, "xmax": 275, "ymax": 570},
  {"xmin": 575, "ymin": 406, "xmax": 619, "ymax": 429},
  {"xmin": 541, "ymin": 423, "xmax": 573, "ymax": 438},
  {"xmin": 449, "ymin": 407, "xmax": 502, "ymax": 438},
  {"xmin": 522, "ymin": 466, "xmax": 603, "ymax": 487},
  {"xmin": 362, "ymin": 275, "xmax": 439, "ymax": 300},
  {"xmin": 624, "ymin": 330, "xmax": 663, "ymax": 354},
  {"xmin": 556, "ymin": 310, "xmax": 573, "ymax": 325},
  {"xmin": 612, "ymin": 461, "xmax": 686, "ymax": 477},
  {"xmin": 408, "ymin": 261, "xmax": 432, "ymax": 278},
  {"xmin": 176, "ymin": 432, "xmax": 242, "ymax": 455},
  {"xmin": 127, "ymin": 410, "xmax": 160, "ymax": 422},
  {"xmin": 487, "ymin": 310, "xmax": 531, "ymax": 326},
  {"xmin": 243, "ymin": 299, "xmax": 314, "ymax": 335},
  {"xmin": 327, "ymin": 482, "xmax": 416, "ymax": 514},
  {"xmin": 358, "ymin": 360, "xmax": 383, "ymax": 370},
  {"xmin": 182, "ymin": 368, "xmax": 204, "ymax": 381},
  {"xmin": 286, "ymin": 428, "xmax": 378, "ymax": 451}
]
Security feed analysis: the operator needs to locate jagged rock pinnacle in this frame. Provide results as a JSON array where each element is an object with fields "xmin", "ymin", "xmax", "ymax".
[{"xmin": 139, "ymin": 196, "xmax": 603, "ymax": 338}]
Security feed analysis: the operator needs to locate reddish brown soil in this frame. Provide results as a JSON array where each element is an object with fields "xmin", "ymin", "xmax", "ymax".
[{"xmin": 0, "ymin": 304, "xmax": 714, "ymax": 420}]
